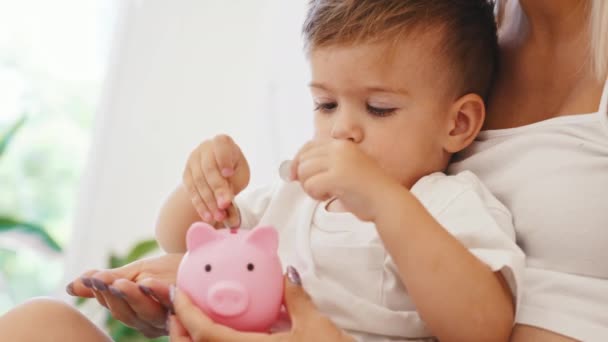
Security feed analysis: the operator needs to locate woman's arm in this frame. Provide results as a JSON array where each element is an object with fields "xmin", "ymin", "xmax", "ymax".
[{"xmin": 374, "ymin": 185, "xmax": 514, "ymax": 342}]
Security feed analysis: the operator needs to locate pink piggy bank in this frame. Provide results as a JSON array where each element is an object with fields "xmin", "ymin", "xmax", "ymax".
[{"xmin": 176, "ymin": 222, "xmax": 284, "ymax": 332}]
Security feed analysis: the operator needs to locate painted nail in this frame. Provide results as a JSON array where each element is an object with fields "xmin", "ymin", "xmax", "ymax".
[
  {"xmin": 286, "ymin": 265, "xmax": 302, "ymax": 286},
  {"xmin": 165, "ymin": 315, "xmax": 172, "ymax": 334},
  {"xmin": 169, "ymin": 285, "xmax": 176, "ymax": 304},
  {"xmin": 81, "ymin": 277, "xmax": 93, "ymax": 288},
  {"xmin": 91, "ymin": 278, "xmax": 108, "ymax": 291},
  {"xmin": 108, "ymin": 286, "xmax": 127, "ymax": 299},
  {"xmin": 139, "ymin": 285, "xmax": 160, "ymax": 301},
  {"xmin": 66, "ymin": 282, "xmax": 76, "ymax": 296}
]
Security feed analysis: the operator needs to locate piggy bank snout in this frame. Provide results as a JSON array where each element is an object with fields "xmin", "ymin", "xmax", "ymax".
[{"xmin": 207, "ymin": 281, "xmax": 250, "ymax": 317}]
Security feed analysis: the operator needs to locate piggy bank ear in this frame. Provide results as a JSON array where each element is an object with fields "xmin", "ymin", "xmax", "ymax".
[
  {"xmin": 245, "ymin": 225, "xmax": 279, "ymax": 252},
  {"xmin": 186, "ymin": 222, "xmax": 223, "ymax": 251}
]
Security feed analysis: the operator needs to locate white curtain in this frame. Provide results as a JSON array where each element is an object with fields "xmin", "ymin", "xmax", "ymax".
[{"xmin": 62, "ymin": 0, "xmax": 311, "ymax": 290}]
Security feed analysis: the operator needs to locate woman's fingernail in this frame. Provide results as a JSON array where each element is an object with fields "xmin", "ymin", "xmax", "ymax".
[
  {"xmin": 165, "ymin": 315, "xmax": 172, "ymax": 334},
  {"xmin": 91, "ymin": 278, "xmax": 108, "ymax": 291},
  {"xmin": 108, "ymin": 286, "xmax": 127, "ymax": 299},
  {"xmin": 286, "ymin": 265, "xmax": 302, "ymax": 286},
  {"xmin": 139, "ymin": 285, "xmax": 159, "ymax": 301},
  {"xmin": 81, "ymin": 277, "xmax": 93, "ymax": 288},
  {"xmin": 169, "ymin": 285, "xmax": 176, "ymax": 304},
  {"xmin": 66, "ymin": 282, "xmax": 76, "ymax": 296}
]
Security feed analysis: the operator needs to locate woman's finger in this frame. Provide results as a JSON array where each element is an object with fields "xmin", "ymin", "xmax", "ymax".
[
  {"xmin": 172, "ymin": 287, "xmax": 269, "ymax": 342},
  {"xmin": 100, "ymin": 284, "xmax": 165, "ymax": 337},
  {"xmin": 169, "ymin": 315, "xmax": 193, "ymax": 341},
  {"xmin": 79, "ymin": 275, "xmax": 109, "ymax": 308},
  {"xmin": 283, "ymin": 266, "xmax": 317, "ymax": 322},
  {"xmin": 137, "ymin": 277, "xmax": 173, "ymax": 313},
  {"xmin": 112, "ymin": 278, "xmax": 167, "ymax": 328},
  {"xmin": 67, "ymin": 269, "xmax": 98, "ymax": 298}
]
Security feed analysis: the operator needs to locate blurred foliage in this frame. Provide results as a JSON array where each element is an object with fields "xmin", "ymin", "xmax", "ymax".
[
  {"xmin": 0, "ymin": 117, "xmax": 65, "ymax": 314},
  {"xmin": 0, "ymin": 12, "xmax": 98, "ymax": 312},
  {"xmin": 77, "ymin": 239, "xmax": 169, "ymax": 342}
]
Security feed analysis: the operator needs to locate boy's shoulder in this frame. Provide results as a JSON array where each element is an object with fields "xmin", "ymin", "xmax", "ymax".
[{"xmin": 411, "ymin": 171, "xmax": 512, "ymax": 220}]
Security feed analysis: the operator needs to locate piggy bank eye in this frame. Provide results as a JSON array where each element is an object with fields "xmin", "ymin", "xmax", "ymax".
[
  {"xmin": 247, "ymin": 263, "xmax": 255, "ymax": 271},
  {"xmin": 204, "ymin": 264, "xmax": 212, "ymax": 272}
]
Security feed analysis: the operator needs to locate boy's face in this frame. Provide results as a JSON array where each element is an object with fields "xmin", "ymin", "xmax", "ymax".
[{"xmin": 309, "ymin": 37, "xmax": 454, "ymax": 188}]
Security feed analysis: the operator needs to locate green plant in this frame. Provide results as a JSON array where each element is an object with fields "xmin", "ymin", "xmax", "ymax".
[
  {"xmin": 0, "ymin": 117, "xmax": 62, "ymax": 252},
  {"xmin": 78, "ymin": 239, "xmax": 169, "ymax": 342}
]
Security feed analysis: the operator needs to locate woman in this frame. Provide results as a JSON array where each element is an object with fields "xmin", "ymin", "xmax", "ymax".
[{"xmin": 0, "ymin": 1, "xmax": 606, "ymax": 341}]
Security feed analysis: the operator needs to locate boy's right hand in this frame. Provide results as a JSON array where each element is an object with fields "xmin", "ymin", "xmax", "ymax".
[{"xmin": 183, "ymin": 134, "xmax": 249, "ymax": 227}]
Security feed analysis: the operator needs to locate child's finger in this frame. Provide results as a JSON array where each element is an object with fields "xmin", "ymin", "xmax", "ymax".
[
  {"xmin": 184, "ymin": 169, "xmax": 213, "ymax": 222},
  {"xmin": 203, "ymin": 146, "xmax": 233, "ymax": 210},
  {"xmin": 225, "ymin": 203, "xmax": 241, "ymax": 228},
  {"xmin": 295, "ymin": 154, "xmax": 329, "ymax": 183},
  {"xmin": 212, "ymin": 134, "xmax": 239, "ymax": 177},
  {"xmin": 191, "ymin": 165, "xmax": 224, "ymax": 222},
  {"xmin": 300, "ymin": 172, "xmax": 332, "ymax": 202},
  {"xmin": 291, "ymin": 140, "xmax": 319, "ymax": 180}
]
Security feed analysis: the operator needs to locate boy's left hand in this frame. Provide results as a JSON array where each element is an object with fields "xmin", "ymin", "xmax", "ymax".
[{"xmin": 290, "ymin": 139, "xmax": 396, "ymax": 221}]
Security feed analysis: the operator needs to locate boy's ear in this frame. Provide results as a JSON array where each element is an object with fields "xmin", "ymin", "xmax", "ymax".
[{"xmin": 443, "ymin": 93, "xmax": 485, "ymax": 153}]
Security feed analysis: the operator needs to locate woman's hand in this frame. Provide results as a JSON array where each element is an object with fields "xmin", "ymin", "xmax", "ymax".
[
  {"xmin": 169, "ymin": 266, "xmax": 354, "ymax": 342},
  {"xmin": 66, "ymin": 253, "xmax": 183, "ymax": 338},
  {"xmin": 183, "ymin": 134, "xmax": 250, "ymax": 227}
]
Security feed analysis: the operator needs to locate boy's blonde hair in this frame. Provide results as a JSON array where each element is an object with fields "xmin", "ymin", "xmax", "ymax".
[{"xmin": 302, "ymin": 0, "xmax": 499, "ymax": 100}]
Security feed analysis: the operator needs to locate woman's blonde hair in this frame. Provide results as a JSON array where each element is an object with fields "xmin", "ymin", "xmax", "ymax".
[
  {"xmin": 590, "ymin": 0, "xmax": 608, "ymax": 81},
  {"xmin": 496, "ymin": 0, "xmax": 608, "ymax": 81}
]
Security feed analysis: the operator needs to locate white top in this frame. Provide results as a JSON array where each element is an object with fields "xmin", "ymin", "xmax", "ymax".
[
  {"xmin": 235, "ymin": 171, "xmax": 524, "ymax": 341},
  {"xmin": 448, "ymin": 79, "xmax": 608, "ymax": 341}
]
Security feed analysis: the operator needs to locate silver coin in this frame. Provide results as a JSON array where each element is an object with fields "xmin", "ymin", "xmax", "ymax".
[{"xmin": 279, "ymin": 160, "xmax": 293, "ymax": 181}]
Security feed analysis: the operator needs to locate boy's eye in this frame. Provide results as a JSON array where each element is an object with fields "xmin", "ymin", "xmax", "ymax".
[
  {"xmin": 367, "ymin": 104, "xmax": 396, "ymax": 117},
  {"xmin": 314, "ymin": 102, "xmax": 337, "ymax": 113}
]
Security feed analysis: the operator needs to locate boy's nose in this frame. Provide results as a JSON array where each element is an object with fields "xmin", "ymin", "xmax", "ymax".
[{"xmin": 330, "ymin": 113, "xmax": 363, "ymax": 142}]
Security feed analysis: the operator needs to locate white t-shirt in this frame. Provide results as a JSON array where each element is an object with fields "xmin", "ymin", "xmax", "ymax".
[
  {"xmin": 448, "ymin": 79, "xmax": 608, "ymax": 342},
  {"xmin": 235, "ymin": 171, "xmax": 525, "ymax": 341}
]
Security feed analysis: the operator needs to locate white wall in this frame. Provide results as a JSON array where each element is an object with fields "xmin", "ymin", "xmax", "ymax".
[{"xmin": 62, "ymin": 0, "xmax": 311, "ymax": 286}]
